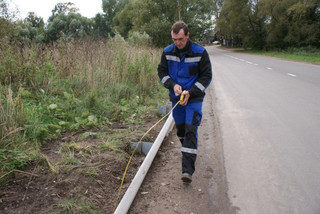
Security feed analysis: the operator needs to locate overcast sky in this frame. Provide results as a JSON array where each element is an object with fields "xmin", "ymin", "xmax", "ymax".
[{"xmin": 11, "ymin": 0, "xmax": 103, "ymax": 21}]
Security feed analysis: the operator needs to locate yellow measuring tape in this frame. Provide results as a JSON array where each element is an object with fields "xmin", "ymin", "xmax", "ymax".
[{"xmin": 113, "ymin": 91, "xmax": 186, "ymax": 212}]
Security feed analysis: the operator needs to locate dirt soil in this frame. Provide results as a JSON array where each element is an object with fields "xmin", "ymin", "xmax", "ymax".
[
  {"xmin": 0, "ymin": 116, "xmax": 163, "ymax": 214},
  {"xmin": 129, "ymin": 89, "xmax": 236, "ymax": 214},
  {"xmin": 0, "ymin": 88, "xmax": 236, "ymax": 214}
]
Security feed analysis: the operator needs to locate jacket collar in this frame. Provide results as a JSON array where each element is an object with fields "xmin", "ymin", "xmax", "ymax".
[{"xmin": 172, "ymin": 39, "xmax": 192, "ymax": 56}]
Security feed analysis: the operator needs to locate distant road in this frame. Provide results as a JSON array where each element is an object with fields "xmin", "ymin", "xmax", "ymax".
[{"xmin": 207, "ymin": 46, "xmax": 320, "ymax": 214}]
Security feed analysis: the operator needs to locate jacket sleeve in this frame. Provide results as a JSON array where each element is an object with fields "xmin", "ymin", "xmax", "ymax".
[
  {"xmin": 188, "ymin": 49, "xmax": 212, "ymax": 98},
  {"xmin": 157, "ymin": 51, "xmax": 176, "ymax": 90}
]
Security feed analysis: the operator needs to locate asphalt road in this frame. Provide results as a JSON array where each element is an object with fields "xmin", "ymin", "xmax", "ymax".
[{"xmin": 207, "ymin": 46, "xmax": 320, "ymax": 214}]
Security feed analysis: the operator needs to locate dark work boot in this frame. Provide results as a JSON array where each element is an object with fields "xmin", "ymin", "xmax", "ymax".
[{"xmin": 181, "ymin": 172, "xmax": 192, "ymax": 183}]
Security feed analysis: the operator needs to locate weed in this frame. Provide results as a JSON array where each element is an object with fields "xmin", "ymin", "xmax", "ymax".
[
  {"xmin": 83, "ymin": 168, "xmax": 99, "ymax": 177},
  {"xmin": 62, "ymin": 149, "xmax": 82, "ymax": 165},
  {"xmin": 79, "ymin": 132, "xmax": 98, "ymax": 140},
  {"xmin": 53, "ymin": 198, "xmax": 98, "ymax": 214},
  {"xmin": 0, "ymin": 149, "xmax": 29, "ymax": 170},
  {"xmin": 67, "ymin": 142, "xmax": 93, "ymax": 155},
  {"xmin": 39, "ymin": 154, "xmax": 59, "ymax": 173},
  {"xmin": 99, "ymin": 140, "xmax": 124, "ymax": 153}
]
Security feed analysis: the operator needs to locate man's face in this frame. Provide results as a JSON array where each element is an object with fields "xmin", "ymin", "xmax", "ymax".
[{"xmin": 171, "ymin": 29, "xmax": 189, "ymax": 50}]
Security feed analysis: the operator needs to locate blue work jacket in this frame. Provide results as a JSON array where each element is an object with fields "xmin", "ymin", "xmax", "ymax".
[{"xmin": 158, "ymin": 40, "xmax": 212, "ymax": 103}]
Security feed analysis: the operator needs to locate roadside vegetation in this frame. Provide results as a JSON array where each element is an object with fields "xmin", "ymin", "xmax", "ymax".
[
  {"xmin": 0, "ymin": 1, "xmax": 172, "ymax": 212},
  {"xmin": 0, "ymin": 33, "xmax": 169, "ymax": 212},
  {"xmin": 245, "ymin": 47, "xmax": 320, "ymax": 64},
  {"xmin": 222, "ymin": 46, "xmax": 320, "ymax": 64},
  {"xmin": 0, "ymin": 35, "xmax": 166, "ymax": 182}
]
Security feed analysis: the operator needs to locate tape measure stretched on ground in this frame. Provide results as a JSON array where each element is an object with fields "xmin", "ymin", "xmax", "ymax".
[{"xmin": 113, "ymin": 93, "xmax": 185, "ymax": 212}]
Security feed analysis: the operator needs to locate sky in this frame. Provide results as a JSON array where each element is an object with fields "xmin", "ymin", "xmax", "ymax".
[{"xmin": 11, "ymin": 0, "xmax": 103, "ymax": 22}]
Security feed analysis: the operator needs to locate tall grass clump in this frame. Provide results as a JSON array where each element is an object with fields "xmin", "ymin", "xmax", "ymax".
[{"xmin": 0, "ymin": 36, "xmax": 165, "ymax": 181}]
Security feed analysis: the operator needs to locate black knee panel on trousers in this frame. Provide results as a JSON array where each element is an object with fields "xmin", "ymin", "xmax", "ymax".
[
  {"xmin": 176, "ymin": 123, "xmax": 185, "ymax": 144},
  {"xmin": 184, "ymin": 124, "xmax": 197, "ymax": 148}
]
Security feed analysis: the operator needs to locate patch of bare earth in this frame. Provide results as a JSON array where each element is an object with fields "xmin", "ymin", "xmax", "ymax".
[
  {"xmin": 129, "ymin": 88, "xmax": 236, "ymax": 214},
  {"xmin": 0, "ymin": 116, "xmax": 164, "ymax": 214}
]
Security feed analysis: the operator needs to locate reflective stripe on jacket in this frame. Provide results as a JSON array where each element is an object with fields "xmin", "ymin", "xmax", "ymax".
[{"xmin": 158, "ymin": 40, "xmax": 212, "ymax": 103}]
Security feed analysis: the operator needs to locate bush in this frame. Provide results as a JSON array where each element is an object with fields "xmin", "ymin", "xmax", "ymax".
[{"xmin": 127, "ymin": 31, "xmax": 151, "ymax": 47}]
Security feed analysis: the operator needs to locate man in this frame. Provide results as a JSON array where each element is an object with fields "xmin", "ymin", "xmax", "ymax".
[{"xmin": 158, "ymin": 21, "xmax": 212, "ymax": 183}]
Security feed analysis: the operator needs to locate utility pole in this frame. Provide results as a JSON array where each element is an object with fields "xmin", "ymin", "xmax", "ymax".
[{"xmin": 177, "ymin": 0, "xmax": 181, "ymax": 20}]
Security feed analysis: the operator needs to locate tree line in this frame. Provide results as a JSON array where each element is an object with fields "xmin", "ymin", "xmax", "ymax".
[
  {"xmin": 0, "ymin": 0, "xmax": 214, "ymax": 47},
  {"xmin": 215, "ymin": 0, "xmax": 320, "ymax": 49},
  {"xmin": 1, "ymin": 0, "xmax": 319, "ymax": 49}
]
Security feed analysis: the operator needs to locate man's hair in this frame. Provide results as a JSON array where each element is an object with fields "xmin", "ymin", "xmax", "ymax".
[{"xmin": 171, "ymin": 21, "xmax": 189, "ymax": 35}]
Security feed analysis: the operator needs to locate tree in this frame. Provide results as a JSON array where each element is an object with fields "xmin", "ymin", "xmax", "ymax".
[
  {"xmin": 258, "ymin": 0, "xmax": 320, "ymax": 49},
  {"xmin": 112, "ymin": 0, "xmax": 136, "ymax": 38},
  {"xmin": 216, "ymin": 0, "xmax": 320, "ymax": 49},
  {"xmin": 101, "ymin": 0, "xmax": 129, "ymax": 37},
  {"xmin": 284, "ymin": 0, "xmax": 320, "ymax": 47},
  {"xmin": 15, "ymin": 25, "xmax": 42, "ymax": 43},
  {"xmin": 45, "ymin": 2, "xmax": 96, "ymax": 42},
  {"xmin": 25, "ymin": 12, "xmax": 44, "ymax": 28},
  {"xmin": 212, "ymin": 0, "xmax": 224, "ymax": 19},
  {"xmin": 217, "ymin": 0, "xmax": 250, "ymax": 47},
  {"xmin": 258, "ymin": 0, "xmax": 297, "ymax": 48},
  {"xmin": 46, "ymin": 13, "xmax": 93, "ymax": 41},
  {"xmin": 102, "ymin": 0, "xmax": 117, "ymax": 25},
  {"xmin": 112, "ymin": 0, "xmax": 214, "ymax": 47},
  {"xmin": 13, "ymin": 12, "xmax": 46, "ymax": 42},
  {"xmin": 244, "ymin": 0, "xmax": 267, "ymax": 49},
  {"xmin": 0, "ymin": 0, "xmax": 16, "ymax": 38},
  {"xmin": 179, "ymin": 0, "xmax": 214, "ymax": 40},
  {"xmin": 48, "ymin": 2, "xmax": 79, "ymax": 22},
  {"xmin": 92, "ymin": 13, "xmax": 109, "ymax": 38}
]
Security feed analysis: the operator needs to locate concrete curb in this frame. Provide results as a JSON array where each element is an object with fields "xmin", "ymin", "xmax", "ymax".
[{"xmin": 114, "ymin": 113, "xmax": 174, "ymax": 214}]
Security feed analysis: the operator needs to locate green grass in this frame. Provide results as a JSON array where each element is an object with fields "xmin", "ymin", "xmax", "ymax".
[
  {"xmin": 53, "ymin": 198, "xmax": 98, "ymax": 214},
  {"xmin": 83, "ymin": 168, "xmax": 99, "ymax": 177},
  {"xmin": 0, "ymin": 37, "xmax": 166, "ymax": 182},
  {"xmin": 99, "ymin": 140, "xmax": 125, "ymax": 153},
  {"xmin": 243, "ymin": 47, "xmax": 320, "ymax": 64}
]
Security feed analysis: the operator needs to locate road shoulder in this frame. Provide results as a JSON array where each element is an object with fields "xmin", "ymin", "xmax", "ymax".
[{"xmin": 129, "ymin": 86, "xmax": 235, "ymax": 213}]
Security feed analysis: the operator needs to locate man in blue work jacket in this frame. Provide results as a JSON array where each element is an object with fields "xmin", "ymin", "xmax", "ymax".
[{"xmin": 158, "ymin": 21, "xmax": 212, "ymax": 183}]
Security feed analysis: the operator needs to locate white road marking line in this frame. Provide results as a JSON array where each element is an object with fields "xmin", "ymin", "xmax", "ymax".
[
  {"xmin": 267, "ymin": 67, "xmax": 272, "ymax": 70},
  {"xmin": 287, "ymin": 73, "xmax": 297, "ymax": 77},
  {"xmin": 224, "ymin": 54, "xmax": 259, "ymax": 66},
  {"xmin": 224, "ymin": 54, "xmax": 237, "ymax": 60}
]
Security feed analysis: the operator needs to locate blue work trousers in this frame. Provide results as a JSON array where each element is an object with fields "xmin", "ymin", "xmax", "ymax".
[{"xmin": 172, "ymin": 101, "xmax": 203, "ymax": 175}]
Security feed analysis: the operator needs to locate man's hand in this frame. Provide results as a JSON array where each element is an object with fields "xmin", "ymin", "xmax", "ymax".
[
  {"xmin": 180, "ymin": 90, "xmax": 190, "ymax": 106},
  {"xmin": 174, "ymin": 84, "xmax": 189, "ymax": 105},
  {"xmin": 174, "ymin": 84, "xmax": 182, "ymax": 96}
]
